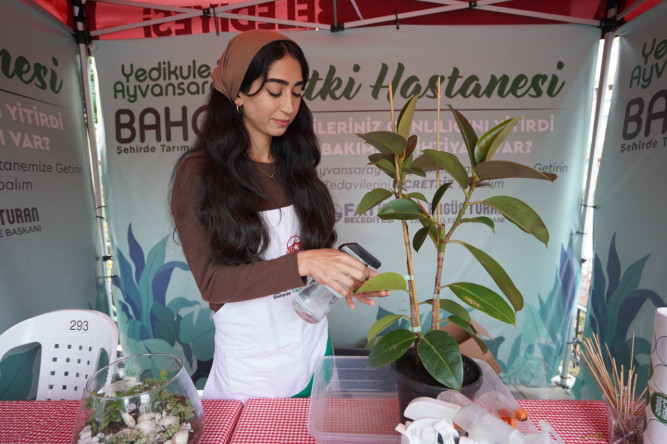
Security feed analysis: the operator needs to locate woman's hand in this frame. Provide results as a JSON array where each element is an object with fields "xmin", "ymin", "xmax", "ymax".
[
  {"xmin": 347, "ymin": 267, "xmax": 392, "ymax": 310},
  {"xmin": 297, "ymin": 249, "xmax": 391, "ymax": 310}
]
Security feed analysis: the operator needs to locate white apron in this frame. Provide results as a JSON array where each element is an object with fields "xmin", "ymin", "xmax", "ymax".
[{"xmin": 202, "ymin": 205, "xmax": 329, "ymax": 402}]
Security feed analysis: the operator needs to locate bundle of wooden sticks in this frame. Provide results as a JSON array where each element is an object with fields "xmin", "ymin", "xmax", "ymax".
[{"xmin": 579, "ymin": 332, "xmax": 645, "ymax": 440}]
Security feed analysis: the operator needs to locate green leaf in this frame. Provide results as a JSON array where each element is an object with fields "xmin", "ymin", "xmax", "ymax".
[
  {"xmin": 481, "ymin": 196, "xmax": 549, "ymax": 246},
  {"xmin": 459, "ymin": 216, "xmax": 495, "ymax": 232},
  {"xmin": 367, "ymin": 329, "xmax": 416, "ymax": 367},
  {"xmin": 449, "ymin": 282, "xmax": 516, "ymax": 325},
  {"xmin": 448, "ymin": 105, "xmax": 478, "ymax": 167},
  {"xmin": 358, "ymin": 188, "xmax": 393, "ymax": 215},
  {"xmin": 416, "ymin": 219, "xmax": 439, "ymax": 249},
  {"xmin": 397, "ymin": 95, "xmax": 419, "ymax": 139},
  {"xmin": 405, "ymin": 135, "xmax": 418, "ymax": 158},
  {"xmin": 422, "ymin": 150, "xmax": 469, "ymax": 190},
  {"xmin": 431, "ymin": 183, "xmax": 452, "ymax": 214},
  {"xmin": 404, "ymin": 166, "xmax": 426, "ymax": 177},
  {"xmin": 417, "ymin": 330, "xmax": 463, "ymax": 390},
  {"xmin": 474, "ymin": 116, "xmax": 522, "ymax": 164},
  {"xmin": 459, "ymin": 242, "xmax": 523, "ymax": 311},
  {"xmin": 378, "ymin": 198, "xmax": 426, "ymax": 220},
  {"xmin": 439, "ymin": 299, "xmax": 472, "ymax": 324},
  {"xmin": 406, "ymin": 192, "xmax": 428, "ymax": 202},
  {"xmin": 375, "ymin": 158, "xmax": 397, "ymax": 179},
  {"xmin": 367, "ymin": 314, "xmax": 405, "ymax": 342},
  {"xmin": 356, "ymin": 272, "xmax": 407, "ymax": 294},
  {"xmin": 368, "ymin": 152, "xmax": 395, "ymax": 165},
  {"xmin": 358, "ymin": 131, "xmax": 407, "ymax": 156},
  {"xmin": 413, "ymin": 226, "xmax": 430, "ymax": 251},
  {"xmin": 475, "ymin": 160, "xmax": 557, "ymax": 181},
  {"xmin": 446, "ymin": 316, "xmax": 489, "ymax": 354},
  {"xmin": 411, "ymin": 153, "xmax": 437, "ymax": 171}
]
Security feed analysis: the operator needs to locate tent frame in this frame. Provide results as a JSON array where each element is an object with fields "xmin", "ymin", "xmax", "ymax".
[
  {"xmin": 84, "ymin": 0, "xmax": 606, "ymax": 36},
  {"xmin": 23, "ymin": 0, "xmax": 654, "ymax": 387}
]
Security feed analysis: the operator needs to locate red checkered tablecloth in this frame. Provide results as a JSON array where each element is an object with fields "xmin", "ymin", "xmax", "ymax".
[
  {"xmin": 200, "ymin": 400, "xmax": 244, "ymax": 444},
  {"xmin": 230, "ymin": 398, "xmax": 314, "ymax": 444},
  {"xmin": 0, "ymin": 400, "xmax": 79, "ymax": 444},
  {"xmin": 0, "ymin": 398, "xmax": 609, "ymax": 444},
  {"xmin": 229, "ymin": 398, "xmax": 609, "ymax": 444},
  {"xmin": 0, "ymin": 399, "xmax": 243, "ymax": 444},
  {"xmin": 518, "ymin": 400, "xmax": 608, "ymax": 444}
]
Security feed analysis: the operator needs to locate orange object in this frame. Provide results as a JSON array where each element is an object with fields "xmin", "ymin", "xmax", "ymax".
[
  {"xmin": 515, "ymin": 407, "xmax": 529, "ymax": 422},
  {"xmin": 500, "ymin": 416, "xmax": 517, "ymax": 427}
]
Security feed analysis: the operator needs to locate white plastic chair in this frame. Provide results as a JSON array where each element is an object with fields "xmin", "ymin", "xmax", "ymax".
[{"xmin": 0, "ymin": 309, "xmax": 119, "ymax": 400}]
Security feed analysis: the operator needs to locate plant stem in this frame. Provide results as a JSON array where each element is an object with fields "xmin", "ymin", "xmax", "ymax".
[
  {"xmin": 431, "ymin": 81, "xmax": 443, "ymax": 332},
  {"xmin": 445, "ymin": 185, "xmax": 475, "ymax": 241},
  {"xmin": 389, "ymin": 84, "xmax": 421, "ymax": 335}
]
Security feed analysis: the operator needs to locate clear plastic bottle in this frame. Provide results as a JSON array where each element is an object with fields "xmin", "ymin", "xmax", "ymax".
[{"xmin": 292, "ymin": 243, "xmax": 380, "ymax": 324}]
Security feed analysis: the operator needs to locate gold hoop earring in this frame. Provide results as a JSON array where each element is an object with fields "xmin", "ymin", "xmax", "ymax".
[{"xmin": 236, "ymin": 104, "xmax": 243, "ymax": 114}]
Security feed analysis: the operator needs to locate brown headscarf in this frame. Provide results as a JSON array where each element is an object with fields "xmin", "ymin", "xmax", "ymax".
[{"xmin": 211, "ymin": 30, "xmax": 294, "ymax": 102}]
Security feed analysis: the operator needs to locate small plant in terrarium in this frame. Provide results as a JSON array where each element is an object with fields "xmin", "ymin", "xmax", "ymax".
[{"xmin": 72, "ymin": 353, "xmax": 204, "ymax": 444}]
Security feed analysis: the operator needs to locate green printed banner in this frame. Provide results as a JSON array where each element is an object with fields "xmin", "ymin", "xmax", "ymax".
[
  {"xmin": 575, "ymin": 2, "xmax": 667, "ymax": 402},
  {"xmin": 95, "ymin": 24, "xmax": 599, "ymax": 387},
  {"xmin": 0, "ymin": 1, "xmax": 101, "ymax": 399}
]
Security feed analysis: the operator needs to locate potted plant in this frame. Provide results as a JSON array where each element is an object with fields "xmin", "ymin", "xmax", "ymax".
[{"xmin": 353, "ymin": 91, "xmax": 557, "ymax": 410}]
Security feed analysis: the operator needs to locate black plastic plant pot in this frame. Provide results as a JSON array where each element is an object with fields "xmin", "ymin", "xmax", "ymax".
[{"xmin": 391, "ymin": 347, "xmax": 483, "ymax": 423}]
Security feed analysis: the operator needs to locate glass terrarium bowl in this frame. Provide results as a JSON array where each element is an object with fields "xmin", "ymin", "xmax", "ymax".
[{"xmin": 72, "ymin": 353, "xmax": 204, "ymax": 444}]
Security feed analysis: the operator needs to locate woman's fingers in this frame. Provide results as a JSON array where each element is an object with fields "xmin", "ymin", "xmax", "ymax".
[
  {"xmin": 297, "ymin": 248, "xmax": 369, "ymax": 291},
  {"xmin": 345, "ymin": 289, "xmax": 392, "ymax": 310}
]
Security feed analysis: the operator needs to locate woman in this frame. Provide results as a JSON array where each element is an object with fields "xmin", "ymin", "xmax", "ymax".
[{"xmin": 170, "ymin": 30, "xmax": 388, "ymax": 401}]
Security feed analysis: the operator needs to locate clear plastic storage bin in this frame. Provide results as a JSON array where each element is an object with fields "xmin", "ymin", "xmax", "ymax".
[{"xmin": 307, "ymin": 356, "xmax": 401, "ymax": 443}]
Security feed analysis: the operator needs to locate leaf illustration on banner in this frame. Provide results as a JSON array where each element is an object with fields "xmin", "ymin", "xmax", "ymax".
[
  {"xmin": 576, "ymin": 233, "xmax": 665, "ymax": 400},
  {"xmin": 498, "ymin": 233, "xmax": 580, "ymax": 386},
  {"xmin": 128, "ymin": 225, "xmax": 145, "ymax": 283},
  {"xmin": 111, "ymin": 223, "xmax": 215, "ymax": 385}
]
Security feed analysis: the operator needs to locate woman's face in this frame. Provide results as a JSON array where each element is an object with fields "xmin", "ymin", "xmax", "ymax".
[{"xmin": 236, "ymin": 54, "xmax": 304, "ymax": 151}]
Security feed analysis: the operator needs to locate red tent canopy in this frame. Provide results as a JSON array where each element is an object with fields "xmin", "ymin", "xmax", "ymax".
[{"xmin": 23, "ymin": 0, "xmax": 662, "ymax": 40}]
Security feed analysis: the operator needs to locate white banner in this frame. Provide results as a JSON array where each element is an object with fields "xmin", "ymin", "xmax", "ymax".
[
  {"xmin": 0, "ymin": 1, "xmax": 101, "ymax": 398},
  {"xmin": 576, "ymin": 3, "xmax": 667, "ymax": 400},
  {"xmin": 95, "ymin": 24, "xmax": 599, "ymax": 386}
]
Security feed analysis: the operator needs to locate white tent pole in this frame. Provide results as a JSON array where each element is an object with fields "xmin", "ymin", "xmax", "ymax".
[
  {"xmin": 91, "ymin": 12, "xmax": 320, "ymax": 37},
  {"xmin": 556, "ymin": 8, "xmax": 617, "ymax": 389},
  {"xmin": 476, "ymin": 6, "xmax": 600, "ymax": 26},
  {"xmin": 344, "ymin": 0, "xmax": 600, "ymax": 29},
  {"xmin": 345, "ymin": 4, "xmax": 470, "ymax": 29},
  {"xmin": 88, "ymin": 0, "xmax": 292, "ymax": 37},
  {"xmin": 422, "ymin": 0, "xmax": 600, "ymax": 25},
  {"xmin": 583, "ymin": 34, "xmax": 614, "ymax": 228},
  {"xmin": 89, "ymin": 0, "xmax": 322, "ymax": 37},
  {"xmin": 92, "ymin": 0, "xmax": 274, "ymax": 14},
  {"xmin": 73, "ymin": 1, "xmax": 113, "ymax": 315}
]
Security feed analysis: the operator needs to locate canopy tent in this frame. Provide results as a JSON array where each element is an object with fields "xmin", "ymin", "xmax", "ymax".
[
  {"xmin": 3, "ymin": 0, "xmax": 664, "ymax": 400},
  {"xmin": 24, "ymin": 0, "xmax": 663, "ymax": 39},
  {"xmin": 20, "ymin": 0, "xmax": 663, "ymax": 263}
]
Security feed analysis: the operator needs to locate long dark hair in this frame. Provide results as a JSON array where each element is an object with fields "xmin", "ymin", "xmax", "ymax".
[{"xmin": 171, "ymin": 40, "xmax": 336, "ymax": 265}]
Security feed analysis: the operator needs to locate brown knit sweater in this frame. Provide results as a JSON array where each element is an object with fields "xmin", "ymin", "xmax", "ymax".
[{"xmin": 170, "ymin": 152, "xmax": 306, "ymax": 311}]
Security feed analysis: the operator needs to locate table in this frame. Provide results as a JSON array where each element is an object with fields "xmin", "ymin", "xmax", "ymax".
[
  {"xmin": 0, "ymin": 399, "xmax": 243, "ymax": 444},
  {"xmin": 229, "ymin": 398, "xmax": 609, "ymax": 444},
  {"xmin": 0, "ymin": 398, "xmax": 608, "ymax": 444}
]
